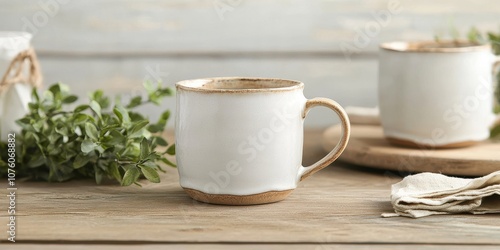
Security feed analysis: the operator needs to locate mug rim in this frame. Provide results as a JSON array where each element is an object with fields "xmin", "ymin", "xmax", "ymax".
[
  {"xmin": 176, "ymin": 77, "xmax": 305, "ymax": 93},
  {"xmin": 380, "ymin": 40, "xmax": 491, "ymax": 53}
]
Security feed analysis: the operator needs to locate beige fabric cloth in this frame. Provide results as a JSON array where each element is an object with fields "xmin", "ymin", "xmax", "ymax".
[{"xmin": 382, "ymin": 171, "xmax": 500, "ymax": 218}]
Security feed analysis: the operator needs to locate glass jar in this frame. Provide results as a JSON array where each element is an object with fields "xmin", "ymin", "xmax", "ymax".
[{"xmin": 0, "ymin": 32, "xmax": 34, "ymax": 141}]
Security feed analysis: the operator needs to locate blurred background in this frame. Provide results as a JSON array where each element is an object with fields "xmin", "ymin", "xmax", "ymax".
[{"xmin": 1, "ymin": 0, "xmax": 499, "ymax": 128}]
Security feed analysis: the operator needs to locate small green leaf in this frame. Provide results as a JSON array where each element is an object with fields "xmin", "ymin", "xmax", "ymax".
[
  {"xmin": 43, "ymin": 90, "xmax": 54, "ymax": 103},
  {"xmin": 94, "ymin": 165, "xmax": 103, "ymax": 184},
  {"xmin": 37, "ymin": 108, "xmax": 46, "ymax": 118},
  {"xmin": 142, "ymin": 160, "xmax": 157, "ymax": 168},
  {"xmin": 16, "ymin": 117, "xmax": 31, "ymax": 126},
  {"xmin": 48, "ymin": 133, "xmax": 61, "ymax": 144},
  {"xmin": 95, "ymin": 145, "xmax": 105, "ymax": 154},
  {"xmin": 113, "ymin": 105, "xmax": 130, "ymax": 125},
  {"xmin": 81, "ymin": 139, "xmax": 98, "ymax": 154},
  {"xmin": 31, "ymin": 119, "xmax": 43, "ymax": 132},
  {"xmin": 139, "ymin": 164, "xmax": 160, "ymax": 183},
  {"xmin": 28, "ymin": 102, "xmax": 38, "ymax": 110},
  {"xmin": 154, "ymin": 136, "xmax": 168, "ymax": 146},
  {"xmin": 55, "ymin": 126, "xmax": 69, "ymax": 136},
  {"xmin": 158, "ymin": 88, "xmax": 173, "ymax": 97},
  {"xmin": 129, "ymin": 120, "xmax": 149, "ymax": 135},
  {"xmin": 121, "ymin": 166, "xmax": 140, "ymax": 186},
  {"xmin": 32, "ymin": 87, "xmax": 40, "ymax": 101},
  {"xmin": 491, "ymin": 124, "xmax": 500, "ymax": 138},
  {"xmin": 63, "ymin": 95, "xmax": 78, "ymax": 104},
  {"xmin": 58, "ymin": 83, "xmax": 70, "ymax": 95},
  {"xmin": 113, "ymin": 107, "xmax": 123, "ymax": 122},
  {"xmin": 148, "ymin": 110, "xmax": 170, "ymax": 133},
  {"xmin": 73, "ymin": 114, "xmax": 89, "ymax": 124},
  {"xmin": 103, "ymin": 130, "xmax": 125, "ymax": 145},
  {"xmin": 73, "ymin": 153, "xmax": 90, "ymax": 169},
  {"xmin": 74, "ymin": 126, "xmax": 83, "ymax": 136},
  {"xmin": 49, "ymin": 84, "xmax": 61, "ymax": 96},
  {"xmin": 166, "ymin": 144, "xmax": 175, "ymax": 155},
  {"xmin": 101, "ymin": 123, "xmax": 120, "ymax": 134},
  {"xmin": 91, "ymin": 89, "xmax": 103, "ymax": 100},
  {"xmin": 143, "ymin": 81, "xmax": 155, "ymax": 94},
  {"xmin": 75, "ymin": 105, "xmax": 89, "ymax": 112},
  {"xmin": 148, "ymin": 93, "xmax": 160, "ymax": 105},
  {"xmin": 147, "ymin": 124, "xmax": 163, "ymax": 133},
  {"xmin": 28, "ymin": 154, "xmax": 45, "ymax": 168},
  {"xmin": 160, "ymin": 157, "xmax": 176, "ymax": 167},
  {"xmin": 85, "ymin": 123, "xmax": 99, "ymax": 141},
  {"xmin": 140, "ymin": 138, "xmax": 150, "ymax": 159},
  {"xmin": 90, "ymin": 100, "xmax": 102, "ymax": 118},
  {"xmin": 160, "ymin": 110, "xmax": 170, "ymax": 121},
  {"xmin": 129, "ymin": 112, "xmax": 145, "ymax": 122},
  {"xmin": 90, "ymin": 90, "xmax": 110, "ymax": 109},
  {"xmin": 109, "ymin": 162, "xmax": 122, "ymax": 182},
  {"xmin": 126, "ymin": 96, "xmax": 142, "ymax": 108}
]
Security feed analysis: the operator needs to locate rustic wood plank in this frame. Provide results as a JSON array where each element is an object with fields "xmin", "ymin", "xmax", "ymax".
[
  {"xmin": 5, "ymin": 243, "xmax": 500, "ymax": 250},
  {"xmin": 37, "ymin": 57, "xmax": 378, "ymax": 128},
  {"xmin": 1, "ymin": 130, "xmax": 499, "ymax": 245},
  {"xmin": 0, "ymin": 0, "xmax": 499, "ymax": 54}
]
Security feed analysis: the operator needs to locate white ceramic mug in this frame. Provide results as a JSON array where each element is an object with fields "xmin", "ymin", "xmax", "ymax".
[
  {"xmin": 175, "ymin": 77, "xmax": 350, "ymax": 205},
  {"xmin": 378, "ymin": 41, "xmax": 500, "ymax": 148},
  {"xmin": 0, "ymin": 31, "xmax": 33, "ymax": 142}
]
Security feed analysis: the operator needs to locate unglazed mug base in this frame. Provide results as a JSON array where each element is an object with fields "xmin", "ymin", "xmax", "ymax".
[
  {"xmin": 183, "ymin": 188, "xmax": 294, "ymax": 205},
  {"xmin": 386, "ymin": 136, "xmax": 480, "ymax": 149}
]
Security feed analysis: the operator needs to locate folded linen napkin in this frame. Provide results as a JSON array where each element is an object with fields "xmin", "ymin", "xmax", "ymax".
[{"xmin": 382, "ymin": 171, "xmax": 500, "ymax": 218}]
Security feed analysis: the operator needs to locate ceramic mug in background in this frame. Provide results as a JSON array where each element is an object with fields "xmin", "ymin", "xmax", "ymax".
[
  {"xmin": 0, "ymin": 31, "xmax": 34, "ymax": 142},
  {"xmin": 378, "ymin": 41, "xmax": 500, "ymax": 148},
  {"xmin": 175, "ymin": 77, "xmax": 350, "ymax": 205}
]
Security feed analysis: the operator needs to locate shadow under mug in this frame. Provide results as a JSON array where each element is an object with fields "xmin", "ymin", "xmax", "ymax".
[
  {"xmin": 175, "ymin": 77, "xmax": 350, "ymax": 205},
  {"xmin": 379, "ymin": 41, "xmax": 500, "ymax": 148}
]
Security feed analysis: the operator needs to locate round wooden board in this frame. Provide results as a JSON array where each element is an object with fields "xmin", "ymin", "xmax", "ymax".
[{"xmin": 322, "ymin": 125, "xmax": 500, "ymax": 176}]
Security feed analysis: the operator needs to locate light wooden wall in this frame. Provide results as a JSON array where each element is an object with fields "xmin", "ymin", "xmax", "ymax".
[{"xmin": 1, "ymin": 0, "xmax": 499, "ymax": 127}]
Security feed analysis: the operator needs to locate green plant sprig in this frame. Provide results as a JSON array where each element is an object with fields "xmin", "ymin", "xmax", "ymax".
[{"xmin": 0, "ymin": 82, "xmax": 176, "ymax": 186}]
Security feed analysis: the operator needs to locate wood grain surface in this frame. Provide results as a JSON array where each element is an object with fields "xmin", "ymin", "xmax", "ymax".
[
  {"xmin": 6, "ymin": 244, "xmax": 500, "ymax": 250},
  {"xmin": 1, "ymin": 130, "xmax": 499, "ymax": 248},
  {"xmin": 322, "ymin": 125, "xmax": 500, "ymax": 176}
]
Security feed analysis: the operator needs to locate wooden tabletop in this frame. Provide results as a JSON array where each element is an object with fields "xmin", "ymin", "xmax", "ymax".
[{"xmin": 2, "ymin": 130, "xmax": 500, "ymax": 249}]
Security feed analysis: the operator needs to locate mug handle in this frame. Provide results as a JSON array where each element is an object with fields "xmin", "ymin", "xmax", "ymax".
[{"xmin": 298, "ymin": 98, "xmax": 351, "ymax": 181}]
